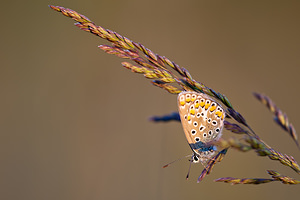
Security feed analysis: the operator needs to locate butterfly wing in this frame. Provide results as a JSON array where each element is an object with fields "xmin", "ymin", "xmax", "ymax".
[{"xmin": 177, "ymin": 91, "xmax": 225, "ymax": 162}]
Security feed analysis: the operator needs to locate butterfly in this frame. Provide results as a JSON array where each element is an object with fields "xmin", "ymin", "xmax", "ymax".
[{"xmin": 177, "ymin": 91, "xmax": 225, "ymax": 165}]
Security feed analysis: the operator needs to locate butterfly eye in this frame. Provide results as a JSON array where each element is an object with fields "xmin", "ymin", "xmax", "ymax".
[
  {"xmin": 196, "ymin": 113, "xmax": 201, "ymax": 118},
  {"xmin": 195, "ymin": 137, "xmax": 200, "ymax": 142},
  {"xmin": 216, "ymin": 128, "xmax": 220, "ymax": 133},
  {"xmin": 207, "ymin": 118, "xmax": 211, "ymax": 123},
  {"xmin": 193, "ymin": 122, "xmax": 198, "ymax": 127},
  {"xmin": 193, "ymin": 155, "xmax": 199, "ymax": 162},
  {"xmin": 208, "ymin": 130, "xmax": 212, "ymax": 135},
  {"xmin": 203, "ymin": 133, "xmax": 207, "ymax": 137}
]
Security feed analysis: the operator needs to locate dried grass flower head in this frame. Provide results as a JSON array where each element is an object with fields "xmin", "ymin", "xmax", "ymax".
[{"xmin": 49, "ymin": 5, "xmax": 300, "ymax": 185}]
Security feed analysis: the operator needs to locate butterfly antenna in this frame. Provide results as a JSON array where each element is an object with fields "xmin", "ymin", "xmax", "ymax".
[
  {"xmin": 163, "ymin": 155, "xmax": 191, "ymax": 168},
  {"xmin": 186, "ymin": 155, "xmax": 194, "ymax": 180}
]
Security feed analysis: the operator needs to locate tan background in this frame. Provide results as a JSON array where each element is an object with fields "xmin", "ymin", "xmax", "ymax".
[{"xmin": 1, "ymin": 0, "xmax": 300, "ymax": 199}]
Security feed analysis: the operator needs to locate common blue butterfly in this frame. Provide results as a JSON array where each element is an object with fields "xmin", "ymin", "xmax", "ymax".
[{"xmin": 178, "ymin": 91, "xmax": 225, "ymax": 164}]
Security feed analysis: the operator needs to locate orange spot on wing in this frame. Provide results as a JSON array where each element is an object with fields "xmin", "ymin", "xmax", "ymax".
[
  {"xmin": 210, "ymin": 105, "xmax": 216, "ymax": 112},
  {"xmin": 186, "ymin": 97, "xmax": 191, "ymax": 103},
  {"xmin": 187, "ymin": 114, "xmax": 191, "ymax": 121},
  {"xmin": 190, "ymin": 109, "xmax": 195, "ymax": 115},
  {"xmin": 200, "ymin": 101, "xmax": 205, "ymax": 107},
  {"xmin": 221, "ymin": 113, "xmax": 225, "ymax": 120},
  {"xmin": 215, "ymin": 111, "xmax": 222, "ymax": 117},
  {"xmin": 205, "ymin": 102, "xmax": 211, "ymax": 110}
]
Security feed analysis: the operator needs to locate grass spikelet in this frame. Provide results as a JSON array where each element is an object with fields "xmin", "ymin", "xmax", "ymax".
[
  {"xmin": 253, "ymin": 92, "xmax": 299, "ymax": 149},
  {"xmin": 267, "ymin": 170, "xmax": 300, "ymax": 184},
  {"xmin": 223, "ymin": 121, "xmax": 249, "ymax": 134},
  {"xmin": 197, "ymin": 149, "xmax": 228, "ymax": 182},
  {"xmin": 215, "ymin": 177, "xmax": 275, "ymax": 185},
  {"xmin": 215, "ymin": 136, "xmax": 300, "ymax": 174},
  {"xmin": 217, "ymin": 138, "xmax": 252, "ymax": 152},
  {"xmin": 215, "ymin": 170, "xmax": 300, "ymax": 185},
  {"xmin": 151, "ymin": 80, "xmax": 182, "ymax": 94},
  {"xmin": 267, "ymin": 149, "xmax": 300, "ymax": 174}
]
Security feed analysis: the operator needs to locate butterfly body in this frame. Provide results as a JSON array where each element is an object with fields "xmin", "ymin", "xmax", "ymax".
[{"xmin": 177, "ymin": 91, "xmax": 225, "ymax": 164}]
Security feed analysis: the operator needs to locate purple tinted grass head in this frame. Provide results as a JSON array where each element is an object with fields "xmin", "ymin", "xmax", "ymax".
[
  {"xmin": 253, "ymin": 92, "xmax": 299, "ymax": 150},
  {"xmin": 197, "ymin": 148, "xmax": 228, "ymax": 183},
  {"xmin": 48, "ymin": 5, "xmax": 254, "ymax": 133},
  {"xmin": 50, "ymin": 5, "xmax": 300, "ymax": 184},
  {"xmin": 215, "ymin": 170, "xmax": 300, "ymax": 185}
]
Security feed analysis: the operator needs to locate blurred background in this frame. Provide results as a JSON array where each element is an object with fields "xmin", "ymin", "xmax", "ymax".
[{"xmin": 1, "ymin": 0, "xmax": 300, "ymax": 199}]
